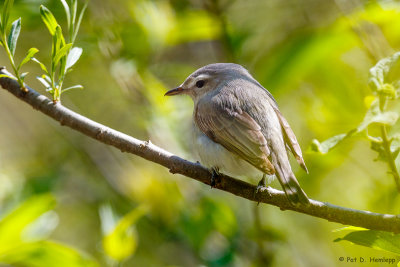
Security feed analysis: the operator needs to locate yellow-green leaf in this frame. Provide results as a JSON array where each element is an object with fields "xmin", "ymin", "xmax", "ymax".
[
  {"xmin": 102, "ymin": 205, "xmax": 148, "ymax": 261},
  {"xmin": 40, "ymin": 5, "xmax": 58, "ymax": 35},
  {"xmin": 17, "ymin": 47, "xmax": 39, "ymax": 70}
]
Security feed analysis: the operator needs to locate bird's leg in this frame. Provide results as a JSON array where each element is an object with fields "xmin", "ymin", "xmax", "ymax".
[
  {"xmin": 256, "ymin": 174, "xmax": 267, "ymax": 193},
  {"xmin": 210, "ymin": 167, "xmax": 220, "ymax": 188},
  {"xmin": 254, "ymin": 174, "xmax": 268, "ymax": 203}
]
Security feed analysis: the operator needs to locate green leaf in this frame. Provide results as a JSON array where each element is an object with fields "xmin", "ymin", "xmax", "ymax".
[
  {"xmin": 332, "ymin": 226, "xmax": 368, "ymax": 233},
  {"xmin": 62, "ymin": 84, "xmax": 83, "ymax": 92},
  {"xmin": 0, "ymin": 194, "xmax": 56, "ymax": 254},
  {"xmin": 0, "ymin": 73, "xmax": 16, "ymax": 80},
  {"xmin": 335, "ymin": 230, "xmax": 400, "ymax": 255},
  {"xmin": 357, "ymin": 100, "xmax": 399, "ymax": 132},
  {"xmin": 20, "ymin": 72, "xmax": 28, "ymax": 81},
  {"xmin": 31, "ymin": 57, "xmax": 49, "ymax": 74},
  {"xmin": 72, "ymin": 1, "xmax": 88, "ymax": 43},
  {"xmin": 310, "ymin": 131, "xmax": 355, "ymax": 154},
  {"xmin": 17, "ymin": 47, "xmax": 39, "ymax": 70},
  {"xmin": 102, "ymin": 205, "xmax": 148, "ymax": 261},
  {"xmin": 1, "ymin": 0, "xmax": 14, "ymax": 33},
  {"xmin": 54, "ymin": 43, "xmax": 73, "ymax": 66},
  {"xmin": 37, "ymin": 76, "xmax": 51, "ymax": 89},
  {"xmin": 71, "ymin": 0, "xmax": 77, "ymax": 26},
  {"xmin": 7, "ymin": 18, "xmax": 21, "ymax": 56},
  {"xmin": 369, "ymin": 52, "xmax": 400, "ymax": 93},
  {"xmin": 66, "ymin": 47, "xmax": 82, "ymax": 70},
  {"xmin": 60, "ymin": 0, "xmax": 71, "ymax": 32},
  {"xmin": 0, "ymin": 240, "xmax": 99, "ymax": 267},
  {"xmin": 40, "ymin": 5, "xmax": 58, "ymax": 35}
]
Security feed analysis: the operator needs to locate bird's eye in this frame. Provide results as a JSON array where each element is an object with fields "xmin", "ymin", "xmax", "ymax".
[{"xmin": 196, "ymin": 80, "xmax": 205, "ymax": 88}]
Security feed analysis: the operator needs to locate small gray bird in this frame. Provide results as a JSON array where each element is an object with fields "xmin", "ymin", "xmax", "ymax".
[{"xmin": 165, "ymin": 63, "xmax": 309, "ymax": 205}]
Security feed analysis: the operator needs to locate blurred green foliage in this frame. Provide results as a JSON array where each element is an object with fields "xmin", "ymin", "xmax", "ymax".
[{"xmin": 1, "ymin": 0, "xmax": 400, "ymax": 266}]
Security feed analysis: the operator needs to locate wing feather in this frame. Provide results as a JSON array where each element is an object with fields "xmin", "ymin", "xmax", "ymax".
[{"xmin": 195, "ymin": 103, "xmax": 275, "ymax": 175}]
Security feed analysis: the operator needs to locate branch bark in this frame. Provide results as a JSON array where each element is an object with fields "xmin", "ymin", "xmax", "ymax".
[{"xmin": 1, "ymin": 67, "xmax": 399, "ymax": 233}]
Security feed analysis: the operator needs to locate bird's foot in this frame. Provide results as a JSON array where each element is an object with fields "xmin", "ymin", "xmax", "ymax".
[
  {"xmin": 254, "ymin": 175, "xmax": 269, "ymax": 204},
  {"xmin": 210, "ymin": 168, "xmax": 220, "ymax": 188}
]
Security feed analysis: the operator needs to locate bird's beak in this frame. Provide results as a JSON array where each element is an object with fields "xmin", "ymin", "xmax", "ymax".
[{"xmin": 164, "ymin": 87, "xmax": 185, "ymax": 96}]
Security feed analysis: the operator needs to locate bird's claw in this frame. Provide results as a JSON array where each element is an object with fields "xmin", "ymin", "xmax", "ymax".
[
  {"xmin": 254, "ymin": 175, "xmax": 268, "ymax": 204},
  {"xmin": 210, "ymin": 168, "xmax": 219, "ymax": 188}
]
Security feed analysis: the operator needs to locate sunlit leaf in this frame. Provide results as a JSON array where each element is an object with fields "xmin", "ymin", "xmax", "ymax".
[
  {"xmin": 20, "ymin": 72, "xmax": 28, "ymax": 81},
  {"xmin": 0, "ymin": 241, "xmax": 99, "ymax": 267},
  {"xmin": 0, "ymin": 73, "xmax": 16, "ymax": 80},
  {"xmin": 40, "ymin": 5, "xmax": 58, "ymax": 35},
  {"xmin": 62, "ymin": 84, "xmax": 83, "ymax": 92},
  {"xmin": 72, "ymin": 2, "xmax": 88, "ymax": 43},
  {"xmin": 37, "ymin": 76, "xmax": 51, "ymax": 88},
  {"xmin": 17, "ymin": 47, "xmax": 39, "ymax": 70},
  {"xmin": 310, "ymin": 132, "xmax": 354, "ymax": 154},
  {"xmin": 32, "ymin": 57, "xmax": 49, "ymax": 74},
  {"xmin": 7, "ymin": 18, "xmax": 21, "ymax": 56},
  {"xmin": 102, "ymin": 205, "xmax": 148, "ymax": 261},
  {"xmin": 332, "ymin": 226, "xmax": 368, "ymax": 232},
  {"xmin": 71, "ymin": 0, "xmax": 77, "ymax": 26},
  {"xmin": 60, "ymin": 0, "xmax": 71, "ymax": 31},
  {"xmin": 357, "ymin": 100, "xmax": 399, "ymax": 132},
  {"xmin": 334, "ymin": 230, "xmax": 400, "ymax": 255},
  {"xmin": 369, "ymin": 51, "xmax": 400, "ymax": 93},
  {"xmin": 66, "ymin": 47, "xmax": 82, "ymax": 70},
  {"xmin": 0, "ymin": 194, "xmax": 56, "ymax": 254},
  {"xmin": 54, "ymin": 43, "xmax": 72, "ymax": 66},
  {"xmin": 1, "ymin": 0, "xmax": 14, "ymax": 33}
]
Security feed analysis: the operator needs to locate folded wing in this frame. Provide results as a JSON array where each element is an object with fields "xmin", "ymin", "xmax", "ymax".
[{"xmin": 195, "ymin": 103, "xmax": 275, "ymax": 175}]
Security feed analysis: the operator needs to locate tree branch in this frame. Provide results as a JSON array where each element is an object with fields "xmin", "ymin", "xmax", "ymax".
[{"xmin": 1, "ymin": 67, "xmax": 399, "ymax": 233}]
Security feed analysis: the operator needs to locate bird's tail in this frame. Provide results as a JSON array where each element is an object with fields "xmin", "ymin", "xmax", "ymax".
[{"xmin": 274, "ymin": 164, "xmax": 309, "ymax": 205}]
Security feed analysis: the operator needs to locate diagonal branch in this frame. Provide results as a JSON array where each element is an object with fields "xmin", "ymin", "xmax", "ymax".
[{"xmin": 1, "ymin": 67, "xmax": 399, "ymax": 233}]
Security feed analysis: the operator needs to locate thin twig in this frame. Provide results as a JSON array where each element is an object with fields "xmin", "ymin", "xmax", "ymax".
[{"xmin": 1, "ymin": 67, "xmax": 400, "ymax": 233}]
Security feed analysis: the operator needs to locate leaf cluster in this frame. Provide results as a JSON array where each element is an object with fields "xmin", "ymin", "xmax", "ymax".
[
  {"xmin": 0, "ymin": 0, "xmax": 38, "ymax": 89},
  {"xmin": 311, "ymin": 52, "xmax": 400, "ymax": 172},
  {"xmin": 33, "ymin": 0, "xmax": 87, "ymax": 102}
]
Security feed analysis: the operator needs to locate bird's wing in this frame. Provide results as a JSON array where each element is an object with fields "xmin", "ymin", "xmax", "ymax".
[
  {"xmin": 272, "ymin": 107, "xmax": 308, "ymax": 173},
  {"xmin": 195, "ymin": 103, "xmax": 275, "ymax": 175}
]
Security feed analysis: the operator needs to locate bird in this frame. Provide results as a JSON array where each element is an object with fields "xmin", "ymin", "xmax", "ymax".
[{"xmin": 164, "ymin": 63, "xmax": 309, "ymax": 205}]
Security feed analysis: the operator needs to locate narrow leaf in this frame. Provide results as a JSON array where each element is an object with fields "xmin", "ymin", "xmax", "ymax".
[
  {"xmin": 54, "ymin": 43, "xmax": 72, "ymax": 66},
  {"xmin": 39, "ymin": 5, "xmax": 58, "ymax": 35},
  {"xmin": 2, "ymin": 0, "xmax": 14, "ymax": 32},
  {"xmin": 71, "ymin": 0, "xmax": 77, "ymax": 25},
  {"xmin": 65, "ymin": 47, "xmax": 82, "ymax": 70},
  {"xmin": 60, "ymin": 0, "xmax": 71, "ymax": 31},
  {"xmin": 62, "ymin": 84, "xmax": 83, "ymax": 92},
  {"xmin": 7, "ymin": 18, "xmax": 21, "ymax": 56},
  {"xmin": 43, "ymin": 74, "xmax": 51, "ymax": 84},
  {"xmin": 31, "ymin": 57, "xmax": 49, "ymax": 74},
  {"xmin": 0, "ymin": 74, "xmax": 16, "ymax": 80},
  {"xmin": 55, "ymin": 25, "xmax": 65, "ymax": 47},
  {"xmin": 72, "ymin": 1, "xmax": 88, "ymax": 43},
  {"xmin": 20, "ymin": 72, "xmax": 28, "ymax": 81},
  {"xmin": 37, "ymin": 76, "xmax": 51, "ymax": 88},
  {"xmin": 310, "ymin": 130, "xmax": 356, "ymax": 154},
  {"xmin": 17, "ymin": 47, "xmax": 39, "ymax": 70}
]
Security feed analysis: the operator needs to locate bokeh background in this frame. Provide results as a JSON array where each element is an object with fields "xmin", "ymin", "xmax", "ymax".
[{"xmin": 0, "ymin": 0, "xmax": 400, "ymax": 266}]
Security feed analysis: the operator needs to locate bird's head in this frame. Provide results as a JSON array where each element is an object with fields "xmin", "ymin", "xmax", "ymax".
[{"xmin": 164, "ymin": 63, "xmax": 251, "ymax": 102}]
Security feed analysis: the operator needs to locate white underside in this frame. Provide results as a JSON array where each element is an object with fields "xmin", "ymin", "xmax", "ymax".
[{"xmin": 193, "ymin": 124, "xmax": 273, "ymax": 183}]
